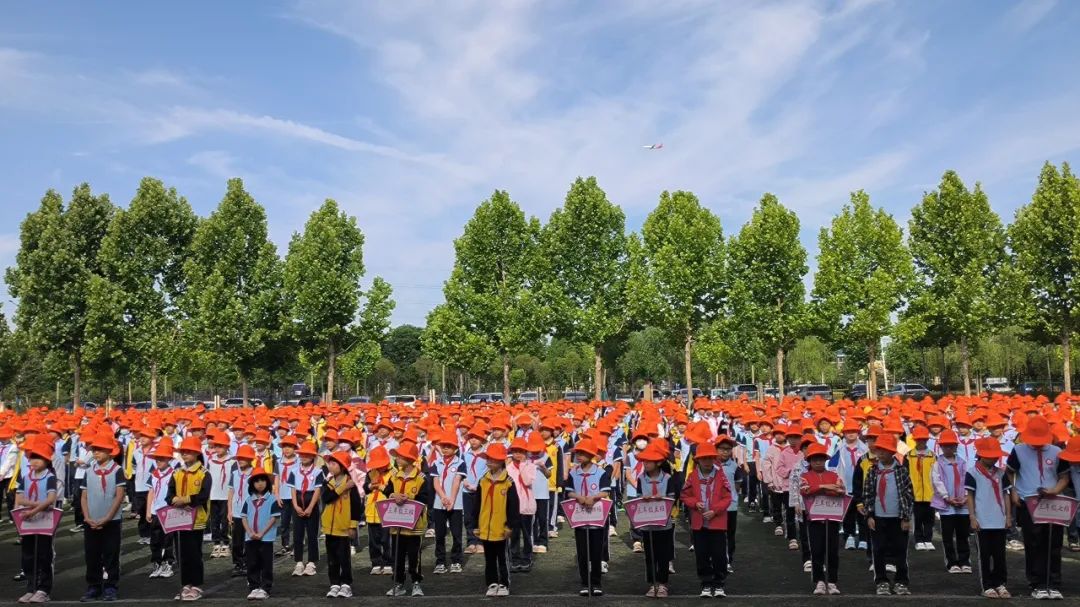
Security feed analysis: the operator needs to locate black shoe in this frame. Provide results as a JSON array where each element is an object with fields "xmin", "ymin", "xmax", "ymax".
[
  {"xmin": 579, "ymin": 588, "xmax": 589, "ymax": 596},
  {"xmin": 232, "ymin": 566, "xmax": 246, "ymax": 577}
]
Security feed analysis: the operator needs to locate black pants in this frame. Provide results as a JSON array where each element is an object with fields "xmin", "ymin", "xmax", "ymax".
[
  {"xmin": 368, "ymin": 523, "xmax": 390, "ymax": 567},
  {"xmin": 691, "ymin": 528, "xmax": 728, "ymax": 588},
  {"xmin": 745, "ymin": 463, "xmax": 758, "ymax": 505},
  {"xmin": 913, "ymin": 502, "xmax": 935, "ymax": 543},
  {"xmin": 799, "ymin": 516, "xmax": 811, "ymax": 562},
  {"xmin": 782, "ymin": 495, "xmax": 797, "ymax": 539},
  {"xmin": 842, "ymin": 498, "xmax": 862, "ymax": 540},
  {"xmin": 393, "ymin": 534, "xmax": 423, "ymax": 584},
  {"xmin": 208, "ymin": 500, "xmax": 228, "ymax": 544},
  {"xmin": 150, "ymin": 515, "xmax": 174, "ymax": 565},
  {"xmin": 432, "ymin": 509, "xmax": 463, "ymax": 565},
  {"xmin": 940, "ymin": 514, "xmax": 971, "ymax": 567},
  {"xmin": 642, "ymin": 528, "xmax": 674, "ymax": 584},
  {"xmin": 808, "ymin": 520, "xmax": 840, "ymax": 583},
  {"xmin": 726, "ymin": 511, "xmax": 738, "ymax": 562},
  {"xmin": 463, "ymin": 492, "xmax": 480, "ymax": 546},
  {"xmin": 1, "ymin": 479, "xmax": 13, "ymax": 521},
  {"xmin": 977, "ymin": 529, "xmax": 1007, "ymax": 590},
  {"xmin": 176, "ymin": 530, "xmax": 204, "ymax": 587},
  {"xmin": 483, "ymin": 539, "xmax": 510, "ymax": 586},
  {"xmin": 278, "ymin": 499, "xmax": 292, "ymax": 549},
  {"xmin": 231, "ymin": 517, "xmax": 246, "ymax": 567},
  {"xmin": 245, "ymin": 540, "xmax": 274, "ymax": 591},
  {"xmin": 534, "ymin": 499, "xmax": 549, "ymax": 547},
  {"xmin": 871, "ymin": 517, "xmax": 909, "ymax": 584},
  {"xmin": 510, "ymin": 513, "xmax": 534, "ymax": 566},
  {"xmin": 292, "ymin": 509, "xmax": 320, "ymax": 563},
  {"xmin": 20, "ymin": 535, "xmax": 53, "ymax": 594},
  {"xmin": 1017, "ymin": 504, "xmax": 1063, "ymax": 590},
  {"xmin": 325, "ymin": 535, "xmax": 353, "ymax": 586},
  {"xmin": 573, "ymin": 526, "xmax": 604, "ymax": 588},
  {"xmin": 72, "ymin": 485, "xmax": 85, "ymax": 526},
  {"xmin": 84, "ymin": 520, "xmax": 121, "ymax": 591},
  {"xmin": 133, "ymin": 492, "xmax": 150, "ymax": 538},
  {"xmin": 769, "ymin": 491, "xmax": 784, "ymax": 523}
]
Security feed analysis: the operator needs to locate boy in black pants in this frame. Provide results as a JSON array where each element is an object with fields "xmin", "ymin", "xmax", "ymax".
[
  {"xmin": 242, "ymin": 470, "xmax": 280, "ymax": 600},
  {"xmin": 80, "ymin": 435, "xmax": 126, "ymax": 601},
  {"xmin": 862, "ymin": 434, "xmax": 915, "ymax": 596},
  {"xmin": 564, "ymin": 439, "xmax": 612, "ymax": 597}
]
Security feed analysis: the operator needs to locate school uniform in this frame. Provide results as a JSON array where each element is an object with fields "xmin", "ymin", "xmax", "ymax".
[
  {"xmin": 563, "ymin": 464, "xmax": 613, "ymax": 590},
  {"xmin": 363, "ymin": 470, "xmax": 392, "ymax": 569},
  {"xmin": 145, "ymin": 464, "xmax": 176, "ymax": 568},
  {"xmin": 830, "ymin": 441, "xmax": 867, "ymax": 545},
  {"xmin": 541, "ymin": 440, "xmax": 564, "ymax": 541},
  {"xmin": 636, "ymin": 470, "xmax": 680, "ymax": 585},
  {"xmin": 680, "ymin": 465, "xmax": 733, "ymax": 593},
  {"xmin": 0, "ymin": 441, "xmax": 17, "ymax": 521},
  {"xmin": 275, "ymin": 455, "xmax": 299, "ymax": 553},
  {"xmin": 228, "ymin": 464, "xmax": 254, "ymax": 571},
  {"xmin": 288, "ymin": 463, "xmax": 324, "ymax": 564},
  {"xmin": 802, "ymin": 469, "xmax": 842, "ymax": 584},
  {"xmin": 462, "ymin": 448, "xmax": 488, "ymax": 549},
  {"xmin": 931, "ymin": 455, "xmax": 971, "ymax": 569},
  {"xmin": 16, "ymin": 470, "xmax": 57, "ymax": 596},
  {"xmin": 720, "ymin": 457, "xmax": 743, "ymax": 564},
  {"xmin": 164, "ymin": 462, "xmax": 211, "ymax": 588},
  {"xmin": 851, "ymin": 454, "xmax": 876, "ymax": 559},
  {"xmin": 507, "ymin": 458, "xmax": 538, "ymax": 569},
  {"xmin": 862, "ymin": 460, "xmax": 915, "ymax": 586},
  {"xmin": 529, "ymin": 453, "xmax": 551, "ymax": 549},
  {"xmin": 242, "ymin": 491, "xmax": 281, "ymax": 593},
  {"xmin": 82, "ymin": 460, "xmax": 125, "ymax": 595},
  {"xmin": 1006, "ymin": 444, "xmax": 1067, "ymax": 593},
  {"xmin": 472, "ymin": 469, "xmax": 520, "ymax": 588},
  {"xmin": 908, "ymin": 449, "xmax": 936, "ymax": 545},
  {"xmin": 383, "ymin": 467, "xmax": 432, "ymax": 586},
  {"xmin": 321, "ymin": 473, "xmax": 362, "ymax": 587},
  {"xmin": 429, "ymin": 455, "xmax": 467, "ymax": 567},
  {"xmin": 128, "ymin": 443, "xmax": 153, "ymax": 541},
  {"xmin": 966, "ymin": 463, "xmax": 1012, "ymax": 591},
  {"xmin": 206, "ymin": 454, "xmax": 232, "ymax": 549}
]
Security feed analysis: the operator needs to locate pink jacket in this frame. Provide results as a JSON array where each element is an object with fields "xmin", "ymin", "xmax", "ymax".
[
  {"xmin": 507, "ymin": 460, "xmax": 537, "ymax": 515},
  {"xmin": 761, "ymin": 443, "xmax": 782, "ymax": 489},
  {"xmin": 772, "ymin": 446, "xmax": 800, "ymax": 493}
]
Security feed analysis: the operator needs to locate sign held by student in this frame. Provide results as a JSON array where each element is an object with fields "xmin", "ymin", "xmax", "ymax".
[
  {"xmin": 377, "ymin": 499, "xmax": 426, "ymax": 529},
  {"xmin": 804, "ymin": 495, "xmax": 852, "ymax": 522},
  {"xmin": 158, "ymin": 506, "xmax": 196, "ymax": 534},
  {"xmin": 12, "ymin": 507, "xmax": 62, "ymax": 536},
  {"xmin": 1025, "ymin": 495, "xmax": 1079, "ymax": 526},
  {"xmin": 624, "ymin": 497, "xmax": 674, "ymax": 529},
  {"xmin": 560, "ymin": 498, "xmax": 613, "ymax": 528}
]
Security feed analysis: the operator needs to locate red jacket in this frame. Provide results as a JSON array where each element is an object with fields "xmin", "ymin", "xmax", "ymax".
[
  {"xmin": 800, "ymin": 469, "xmax": 842, "ymax": 496},
  {"xmin": 680, "ymin": 467, "xmax": 733, "ymax": 531}
]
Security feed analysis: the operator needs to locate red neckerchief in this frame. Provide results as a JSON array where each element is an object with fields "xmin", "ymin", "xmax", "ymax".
[
  {"xmin": 95, "ymin": 462, "xmax": 117, "ymax": 493},
  {"xmin": 847, "ymin": 445, "xmax": 859, "ymax": 469},
  {"xmin": 298, "ymin": 464, "xmax": 315, "ymax": 493},
  {"xmin": 915, "ymin": 452, "xmax": 928, "ymax": 479},
  {"xmin": 440, "ymin": 456, "xmax": 456, "ymax": 485},
  {"xmin": 578, "ymin": 465, "xmax": 594, "ymax": 497},
  {"xmin": 877, "ymin": 465, "xmax": 895, "ymax": 511},
  {"xmin": 976, "ymin": 462, "xmax": 1005, "ymax": 513},
  {"xmin": 27, "ymin": 469, "xmax": 45, "ymax": 501},
  {"xmin": 211, "ymin": 456, "xmax": 230, "ymax": 489},
  {"xmin": 251, "ymin": 495, "xmax": 266, "ymax": 533},
  {"xmin": 151, "ymin": 466, "xmax": 172, "ymax": 494},
  {"xmin": 697, "ymin": 467, "xmax": 716, "ymax": 511},
  {"xmin": 1034, "ymin": 446, "xmax": 1045, "ymax": 477},
  {"xmin": 645, "ymin": 472, "xmax": 663, "ymax": 497}
]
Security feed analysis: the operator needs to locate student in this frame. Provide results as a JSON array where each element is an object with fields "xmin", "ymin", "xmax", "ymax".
[
  {"xmin": 471, "ymin": 443, "xmax": 519, "ymax": 597},
  {"xmin": 128, "ymin": 427, "xmax": 155, "ymax": 547},
  {"xmin": 623, "ymin": 428, "xmax": 650, "ymax": 553},
  {"xmin": 774, "ymin": 426, "xmax": 803, "ymax": 548},
  {"xmin": 526, "ymin": 433, "xmax": 552, "ymax": 555},
  {"xmin": 228, "ymin": 445, "xmax": 257, "ymax": 578},
  {"xmin": 931, "ymin": 430, "xmax": 972, "ymax": 574},
  {"xmin": 563, "ymin": 439, "xmax": 612, "ymax": 597},
  {"xmin": 363, "ymin": 446, "xmax": 393, "ymax": 575},
  {"xmin": 288, "ymin": 441, "xmax": 323, "ymax": 577},
  {"xmin": 429, "ymin": 431, "xmax": 466, "ymax": 574},
  {"xmin": 862, "ymin": 433, "xmax": 914, "ymax": 596},
  {"xmin": 462, "ymin": 425, "xmax": 489, "ymax": 555},
  {"xmin": 506, "ymin": 438, "xmax": 537, "ymax": 573},
  {"xmin": 966, "ymin": 437, "xmax": 1013, "ymax": 599},
  {"xmin": 322, "ymin": 451, "xmax": 361, "ymax": 598},
  {"xmin": 80, "ymin": 434, "xmax": 126, "ymax": 602},
  {"xmin": 15, "ymin": 437, "xmax": 58, "ymax": 604},
  {"xmin": 635, "ymin": 442, "xmax": 679, "ymax": 598},
  {"xmin": 145, "ymin": 441, "xmax": 177, "ymax": 579},
  {"xmin": 800, "ymin": 443, "xmax": 843, "ymax": 596},
  {"xmin": 1007, "ymin": 415, "xmax": 1067, "ymax": 600},
  {"xmin": 206, "ymin": 433, "xmax": 233, "ymax": 559},
  {"xmin": 680, "ymin": 442, "xmax": 733, "ymax": 598},
  {"xmin": 537, "ymin": 419, "xmax": 563, "ymax": 548},
  {"xmin": 384, "ymin": 441, "xmax": 432, "ymax": 597},
  {"xmin": 908, "ymin": 427, "xmax": 937, "ymax": 551},
  {"xmin": 242, "ymin": 469, "xmax": 280, "ymax": 600},
  {"xmin": 716, "ymin": 435, "xmax": 743, "ymax": 571},
  {"xmin": 165, "ymin": 436, "xmax": 212, "ymax": 602},
  {"xmin": 830, "ymin": 425, "xmax": 867, "ymax": 551},
  {"xmin": 275, "ymin": 435, "xmax": 299, "ymax": 557}
]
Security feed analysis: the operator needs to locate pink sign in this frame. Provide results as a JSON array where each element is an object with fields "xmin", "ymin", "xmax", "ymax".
[
  {"xmin": 625, "ymin": 497, "xmax": 674, "ymax": 529},
  {"xmin": 560, "ymin": 498, "xmax": 613, "ymax": 529},
  {"xmin": 805, "ymin": 495, "xmax": 852, "ymax": 522},
  {"xmin": 12, "ymin": 508, "xmax": 62, "ymax": 536},
  {"xmin": 157, "ymin": 506, "xmax": 196, "ymax": 533},
  {"xmin": 376, "ymin": 499, "xmax": 425, "ymax": 529},
  {"xmin": 1025, "ymin": 495, "xmax": 1079, "ymax": 526}
]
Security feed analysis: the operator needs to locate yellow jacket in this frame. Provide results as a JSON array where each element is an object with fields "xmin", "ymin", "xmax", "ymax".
[
  {"xmin": 365, "ymin": 469, "xmax": 388, "ymax": 524},
  {"xmin": 907, "ymin": 450, "xmax": 936, "ymax": 503},
  {"xmin": 171, "ymin": 463, "xmax": 210, "ymax": 529},
  {"xmin": 474, "ymin": 470, "xmax": 520, "ymax": 542},
  {"xmin": 321, "ymin": 473, "xmax": 361, "ymax": 537},
  {"xmin": 386, "ymin": 467, "xmax": 430, "ymax": 536}
]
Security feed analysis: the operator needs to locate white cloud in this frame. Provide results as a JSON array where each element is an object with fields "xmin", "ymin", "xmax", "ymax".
[
  {"xmin": 187, "ymin": 150, "xmax": 238, "ymax": 180},
  {"xmin": 1003, "ymin": 0, "xmax": 1057, "ymax": 33}
]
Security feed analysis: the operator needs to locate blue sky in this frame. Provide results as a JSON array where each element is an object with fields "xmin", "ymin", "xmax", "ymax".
[{"xmin": 2, "ymin": 0, "xmax": 1079, "ymax": 326}]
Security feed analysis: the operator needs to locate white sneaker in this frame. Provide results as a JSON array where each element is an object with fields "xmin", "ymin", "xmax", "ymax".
[
  {"xmin": 425, "ymin": 528, "xmax": 436, "ymax": 538},
  {"xmin": 669, "ymin": 562, "xmax": 676, "ymax": 574},
  {"xmin": 886, "ymin": 564, "xmax": 896, "ymax": 573},
  {"xmin": 486, "ymin": 584, "xmax": 499, "ymax": 597},
  {"xmin": 813, "ymin": 581, "xmax": 827, "ymax": 595},
  {"xmin": 326, "ymin": 585, "xmax": 340, "ymax": 598},
  {"xmin": 149, "ymin": 563, "xmax": 162, "ymax": 578},
  {"xmin": 858, "ymin": 541, "xmax": 868, "ymax": 550},
  {"xmin": 304, "ymin": 562, "xmax": 317, "ymax": 576},
  {"xmin": 496, "ymin": 585, "xmax": 509, "ymax": 597},
  {"xmin": 292, "ymin": 562, "xmax": 306, "ymax": 577},
  {"xmin": 961, "ymin": 565, "xmax": 973, "ymax": 574},
  {"xmin": 827, "ymin": 583, "xmax": 840, "ymax": 595},
  {"xmin": 247, "ymin": 589, "xmax": 261, "ymax": 600},
  {"xmin": 633, "ymin": 541, "xmax": 643, "ymax": 553},
  {"xmin": 762, "ymin": 516, "xmax": 773, "ymax": 523},
  {"xmin": 803, "ymin": 560, "xmax": 812, "ymax": 572},
  {"xmin": 381, "ymin": 566, "xmax": 394, "ymax": 575},
  {"xmin": 338, "ymin": 585, "xmax": 353, "ymax": 598},
  {"xmin": 159, "ymin": 563, "xmax": 175, "ymax": 578},
  {"xmin": 28, "ymin": 591, "xmax": 49, "ymax": 603},
  {"xmin": 844, "ymin": 536, "xmax": 856, "ymax": 550},
  {"xmin": 450, "ymin": 563, "xmax": 463, "ymax": 573},
  {"xmin": 370, "ymin": 566, "xmax": 381, "ymax": 575},
  {"xmin": 925, "ymin": 542, "xmax": 935, "ymax": 551},
  {"xmin": 713, "ymin": 587, "xmax": 726, "ymax": 598},
  {"xmin": 608, "ymin": 526, "xmax": 617, "ymax": 537},
  {"xmin": 948, "ymin": 565, "xmax": 962, "ymax": 574},
  {"xmin": 914, "ymin": 542, "xmax": 925, "ymax": 551},
  {"xmin": 1049, "ymin": 589, "xmax": 1064, "ymax": 600},
  {"xmin": 600, "ymin": 561, "xmax": 609, "ymax": 574}
]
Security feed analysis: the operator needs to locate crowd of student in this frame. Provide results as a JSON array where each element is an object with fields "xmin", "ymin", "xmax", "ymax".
[{"xmin": 1, "ymin": 390, "xmax": 1079, "ymax": 602}]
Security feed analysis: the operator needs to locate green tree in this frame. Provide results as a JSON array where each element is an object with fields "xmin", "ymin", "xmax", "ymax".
[
  {"xmin": 6, "ymin": 185, "xmax": 114, "ymax": 405},
  {"xmin": 338, "ymin": 276, "xmax": 394, "ymax": 396},
  {"xmin": 1009, "ymin": 162, "xmax": 1080, "ymax": 394},
  {"xmin": 726, "ymin": 194, "xmax": 808, "ymax": 395},
  {"xmin": 421, "ymin": 303, "xmax": 495, "ymax": 394},
  {"xmin": 444, "ymin": 191, "xmax": 547, "ymax": 403},
  {"xmin": 906, "ymin": 171, "xmax": 1007, "ymax": 395},
  {"xmin": 616, "ymin": 328, "xmax": 674, "ymax": 389},
  {"xmin": 284, "ymin": 199, "xmax": 391, "ymax": 403},
  {"xmin": 87, "ymin": 177, "xmax": 197, "ymax": 405},
  {"xmin": 627, "ymin": 191, "xmax": 725, "ymax": 397},
  {"xmin": 542, "ymin": 177, "xmax": 628, "ymax": 400},
  {"xmin": 812, "ymin": 190, "xmax": 914, "ymax": 398},
  {"xmin": 184, "ymin": 178, "xmax": 284, "ymax": 405},
  {"xmin": 0, "ymin": 312, "xmax": 20, "ymax": 401}
]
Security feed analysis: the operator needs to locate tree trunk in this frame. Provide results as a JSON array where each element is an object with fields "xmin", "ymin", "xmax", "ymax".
[
  {"xmin": 326, "ymin": 339, "xmax": 336, "ymax": 404},
  {"xmin": 1064, "ymin": 329, "xmax": 1073, "ymax": 395},
  {"xmin": 594, "ymin": 348, "xmax": 603, "ymax": 402},
  {"xmin": 72, "ymin": 351, "xmax": 82, "ymax": 407},
  {"xmin": 644, "ymin": 380, "xmax": 653, "ymax": 402},
  {"xmin": 867, "ymin": 340, "xmax": 878, "ymax": 400},
  {"xmin": 502, "ymin": 353, "xmax": 511, "ymax": 404},
  {"xmin": 150, "ymin": 359, "xmax": 159, "ymax": 407},
  {"xmin": 458, "ymin": 373, "xmax": 464, "ymax": 395},
  {"xmin": 441, "ymin": 364, "xmax": 446, "ymax": 397},
  {"xmin": 776, "ymin": 347, "xmax": 785, "ymax": 398},
  {"xmin": 684, "ymin": 333, "xmax": 693, "ymax": 408},
  {"xmin": 241, "ymin": 375, "xmax": 249, "ymax": 406},
  {"xmin": 960, "ymin": 335, "xmax": 972, "ymax": 396}
]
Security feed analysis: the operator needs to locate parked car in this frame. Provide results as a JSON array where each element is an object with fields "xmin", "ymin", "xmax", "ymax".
[
  {"xmin": 674, "ymin": 388, "xmax": 704, "ymax": 403},
  {"xmin": 516, "ymin": 391, "xmax": 540, "ymax": 404},
  {"xmin": 763, "ymin": 387, "xmax": 780, "ymax": 399},
  {"xmin": 345, "ymin": 395, "xmax": 372, "ymax": 405},
  {"xmin": 634, "ymin": 388, "xmax": 672, "ymax": 401},
  {"xmin": 447, "ymin": 394, "xmax": 464, "ymax": 405},
  {"xmin": 562, "ymin": 391, "xmax": 588, "ymax": 402},
  {"xmin": 386, "ymin": 394, "xmax": 417, "ymax": 405},
  {"xmin": 846, "ymin": 384, "xmax": 869, "ymax": 400},
  {"xmin": 984, "ymin": 377, "xmax": 1013, "ymax": 395},
  {"xmin": 797, "ymin": 384, "xmax": 833, "ymax": 401},
  {"xmin": 176, "ymin": 400, "xmax": 204, "ymax": 409},
  {"xmin": 614, "ymin": 393, "xmax": 635, "ymax": 404},
  {"xmin": 467, "ymin": 392, "xmax": 504, "ymax": 404},
  {"xmin": 1018, "ymin": 381, "xmax": 1064, "ymax": 396},
  {"xmin": 289, "ymin": 383, "xmax": 312, "ymax": 398},
  {"xmin": 709, "ymin": 388, "xmax": 728, "ymax": 400},
  {"xmin": 726, "ymin": 384, "xmax": 759, "ymax": 400},
  {"xmin": 884, "ymin": 383, "xmax": 931, "ymax": 399}
]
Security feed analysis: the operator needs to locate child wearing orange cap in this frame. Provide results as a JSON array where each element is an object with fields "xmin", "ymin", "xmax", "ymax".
[
  {"xmin": 526, "ymin": 433, "xmax": 552, "ymax": 554},
  {"xmin": 472, "ymin": 443, "xmax": 518, "ymax": 597},
  {"xmin": 288, "ymin": 442, "xmax": 324, "ymax": 576},
  {"xmin": 801, "ymin": 443, "xmax": 844, "ymax": 596},
  {"xmin": 15, "ymin": 438, "xmax": 58, "ymax": 603},
  {"xmin": 863, "ymin": 434, "xmax": 914, "ymax": 596},
  {"xmin": 507, "ymin": 438, "xmax": 538, "ymax": 573},
  {"xmin": 966, "ymin": 437, "xmax": 1013, "ymax": 598},
  {"xmin": 241, "ymin": 469, "xmax": 279, "ymax": 600},
  {"xmin": 716, "ymin": 436, "xmax": 744, "ymax": 572},
  {"xmin": 321, "ymin": 451, "xmax": 361, "ymax": 599},
  {"xmin": 429, "ymin": 432, "xmax": 466, "ymax": 574},
  {"xmin": 80, "ymin": 435, "xmax": 125, "ymax": 601},
  {"xmin": 206, "ymin": 434, "xmax": 233, "ymax": 560},
  {"xmin": 274, "ymin": 436, "xmax": 299, "ymax": 557},
  {"xmin": 564, "ymin": 439, "xmax": 612, "ymax": 596},
  {"xmin": 383, "ymin": 442, "xmax": 432, "ymax": 597},
  {"xmin": 635, "ymin": 442, "xmax": 679, "ymax": 597},
  {"xmin": 228, "ymin": 446, "xmax": 257, "ymax": 578},
  {"xmin": 680, "ymin": 442, "xmax": 733, "ymax": 598},
  {"xmin": 363, "ymin": 446, "xmax": 392, "ymax": 575},
  {"xmin": 145, "ymin": 441, "xmax": 177, "ymax": 580},
  {"xmin": 165, "ymin": 437, "xmax": 212, "ymax": 601},
  {"xmin": 931, "ymin": 430, "xmax": 972, "ymax": 574},
  {"xmin": 461, "ymin": 426, "xmax": 489, "ymax": 555},
  {"xmin": 908, "ymin": 427, "xmax": 937, "ymax": 551}
]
